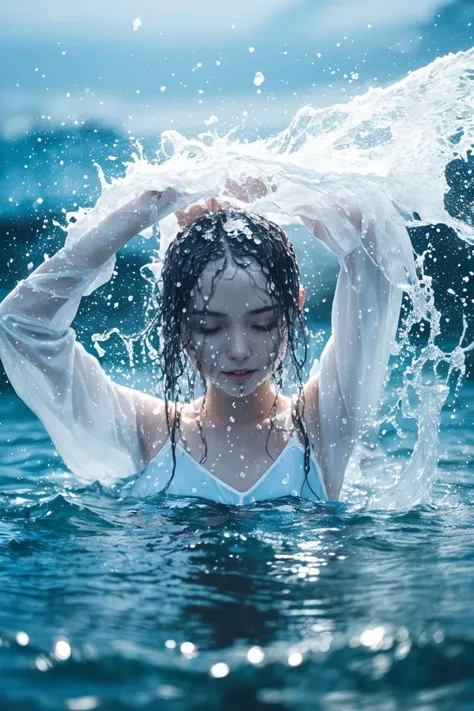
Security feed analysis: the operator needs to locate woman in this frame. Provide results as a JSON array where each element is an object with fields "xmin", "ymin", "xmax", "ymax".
[{"xmin": 0, "ymin": 183, "xmax": 413, "ymax": 505}]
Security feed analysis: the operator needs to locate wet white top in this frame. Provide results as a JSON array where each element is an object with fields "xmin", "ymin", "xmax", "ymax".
[
  {"xmin": 130, "ymin": 430, "xmax": 328, "ymax": 505},
  {"xmin": 0, "ymin": 186, "xmax": 414, "ymax": 502}
]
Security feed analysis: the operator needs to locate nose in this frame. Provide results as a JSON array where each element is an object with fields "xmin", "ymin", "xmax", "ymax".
[{"xmin": 226, "ymin": 327, "xmax": 251, "ymax": 362}]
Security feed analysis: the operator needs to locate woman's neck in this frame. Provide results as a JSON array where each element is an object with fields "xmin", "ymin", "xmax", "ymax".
[{"xmin": 200, "ymin": 380, "xmax": 280, "ymax": 428}]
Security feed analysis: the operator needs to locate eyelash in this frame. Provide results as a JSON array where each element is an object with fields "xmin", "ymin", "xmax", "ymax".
[{"xmin": 195, "ymin": 322, "xmax": 279, "ymax": 335}]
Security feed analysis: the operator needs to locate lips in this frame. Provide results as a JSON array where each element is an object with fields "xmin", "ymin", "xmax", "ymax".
[{"xmin": 222, "ymin": 369, "xmax": 256, "ymax": 383}]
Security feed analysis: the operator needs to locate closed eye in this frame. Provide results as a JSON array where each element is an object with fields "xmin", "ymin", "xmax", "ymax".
[
  {"xmin": 192, "ymin": 321, "xmax": 279, "ymax": 335},
  {"xmin": 252, "ymin": 321, "xmax": 279, "ymax": 332},
  {"xmin": 194, "ymin": 326, "xmax": 221, "ymax": 335}
]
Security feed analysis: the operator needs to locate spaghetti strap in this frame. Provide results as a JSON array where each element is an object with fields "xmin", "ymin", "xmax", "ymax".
[
  {"xmin": 289, "ymin": 392, "xmax": 306, "ymax": 448},
  {"xmin": 175, "ymin": 403, "xmax": 186, "ymax": 446},
  {"xmin": 175, "ymin": 402, "xmax": 182, "ymax": 429},
  {"xmin": 173, "ymin": 402, "xmax": 191, "ymax": 452}
]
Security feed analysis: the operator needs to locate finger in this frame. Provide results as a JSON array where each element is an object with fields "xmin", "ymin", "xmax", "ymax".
[
  {"xmin": 244, "ymin": 177, "xmax": 268, "ymax": 199},
  {"xmin": 175, "ymin": 203, "xmax": 207, "ymax": 227},
  {"xmin": 224, "ymin": 179, "xmax": 248, "ymax": 202},
  {"xmin": 208, "ymin": 197, "xmax": 223, "ymax": 212}
]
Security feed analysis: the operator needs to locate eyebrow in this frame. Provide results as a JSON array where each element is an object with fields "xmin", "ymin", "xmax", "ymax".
[{"xmin": 189, "ymin": 306, "xmax": 277, "ymax": 317}]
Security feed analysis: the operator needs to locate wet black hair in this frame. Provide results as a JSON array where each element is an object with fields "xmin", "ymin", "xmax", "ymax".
[{"xmin": 146, "ymin": 208, "xmax": 321, "ymax": 499}]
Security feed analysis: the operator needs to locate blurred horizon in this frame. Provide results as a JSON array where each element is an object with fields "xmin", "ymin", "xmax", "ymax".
[{"xmin": 1, "ymin": 0, "xmax": 473, "ymax": 141}]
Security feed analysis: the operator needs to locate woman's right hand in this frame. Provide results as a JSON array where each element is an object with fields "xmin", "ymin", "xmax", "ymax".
[
  {"xmin": 175, "ymin": 196, "xmax": 233, "ymax": 228},
  {"xmin": 173, "ymin": 176, "xmax": 274, "ymax": 229}
]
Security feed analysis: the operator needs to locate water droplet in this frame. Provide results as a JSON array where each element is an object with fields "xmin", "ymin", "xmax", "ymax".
[
  {"xmin": 360, "ymin": 626, "xmax": 385, "ymax": 650},
  {"xmin": 35, "ymin": 655, "xmax": 51, "ymax": 672},
  {"xmin": 247, "ymin": 646, "xmax": 264, "ymax": 664},
  {"xmin": 66, "ymin": 697, "xmax": 100, "ymax": 711},
  {"xmin": 180, "ymin": 641, "xmax": 196, "ymax": 655},
  {"xmin": 288, "ymin": 652, "xmax": 303, "ymax": 667},
  {"xmin": 16, "ymin": 632, "xmax": 29, "ymax": 646},
  {"xmin": 53, "ymin": 638, "xmax": 71, "ymax": 661},
  {"xmin": 210, "ymin": 662, "xmax": 229, "ymax": 678}
]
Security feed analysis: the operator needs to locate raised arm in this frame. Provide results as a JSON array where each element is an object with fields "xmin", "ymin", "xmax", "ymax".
[
  {"xmin": 0, "ymin": 190, "xmax": 179, "ymax": 483},
  {"xmin": 299, "ymin": 190, "xmax": 416, "ymax": 499},
  {"xmin": 223, "ymin": 173, "xmax": 416, "ymax": 499}
]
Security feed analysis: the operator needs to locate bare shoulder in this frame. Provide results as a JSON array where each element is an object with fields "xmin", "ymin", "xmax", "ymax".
[{"xmin": 127, "ymin": 389, "xmax": 170, "ymax": 466}]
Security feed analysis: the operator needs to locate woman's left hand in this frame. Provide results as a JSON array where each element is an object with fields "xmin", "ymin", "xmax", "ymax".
[
  {"xmin": 223, "ymin": 177, "xmax": 269, "ymax": 203},
  {"xmin": 174, "ymin": 175, "xmax": 273, "ymax": 229},
  {"xmin": 175, "ymin": 197, "xmax": 233, "ymax": 228}
]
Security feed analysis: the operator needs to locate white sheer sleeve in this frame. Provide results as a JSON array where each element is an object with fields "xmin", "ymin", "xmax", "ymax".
[
  {"xmin": 266, "ymin": 176, "xmax": 417, "ymax": 498},
  {"xmin": 0, "ymin": 248, "xmax": 146, "ymax": 483},
  {"xmin": 315, "ymin": 240, "xmax": 406, "ymax": 498}
]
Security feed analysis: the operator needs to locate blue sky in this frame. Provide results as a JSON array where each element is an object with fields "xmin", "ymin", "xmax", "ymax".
[{"xmin": 1, "ymin": 0, "xmax": 472, "ymax": 139}]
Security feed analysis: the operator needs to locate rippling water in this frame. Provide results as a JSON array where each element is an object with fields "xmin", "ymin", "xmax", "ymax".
[{"xmin": 0, "ymin": 375, "xmax": 473, "ymax": 710}]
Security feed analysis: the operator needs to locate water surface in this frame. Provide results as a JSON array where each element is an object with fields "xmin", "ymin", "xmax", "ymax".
[{"xmin": 0, "ymin": 378, "xmax": 473, "ymax": 710}]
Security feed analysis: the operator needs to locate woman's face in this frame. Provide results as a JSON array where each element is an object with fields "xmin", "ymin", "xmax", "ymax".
[{"xmin": 182, "ymin": 258, "xmax": 292, "ymax": 397}]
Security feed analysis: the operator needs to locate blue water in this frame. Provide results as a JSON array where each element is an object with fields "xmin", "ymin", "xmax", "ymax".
[{"xmin": 0, "ymin": 368, "xmax": 473, "ymax": 709}]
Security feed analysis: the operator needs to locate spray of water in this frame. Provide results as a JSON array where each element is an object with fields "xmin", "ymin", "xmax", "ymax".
[{"xmin": 64, "ymin": 48, "xmax": 474, "ymax": 509}]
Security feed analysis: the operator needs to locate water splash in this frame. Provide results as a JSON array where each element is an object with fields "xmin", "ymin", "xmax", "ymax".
[{"xmin": 63, "ymin": 48, "xmax": 474, "ymax": 509}]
